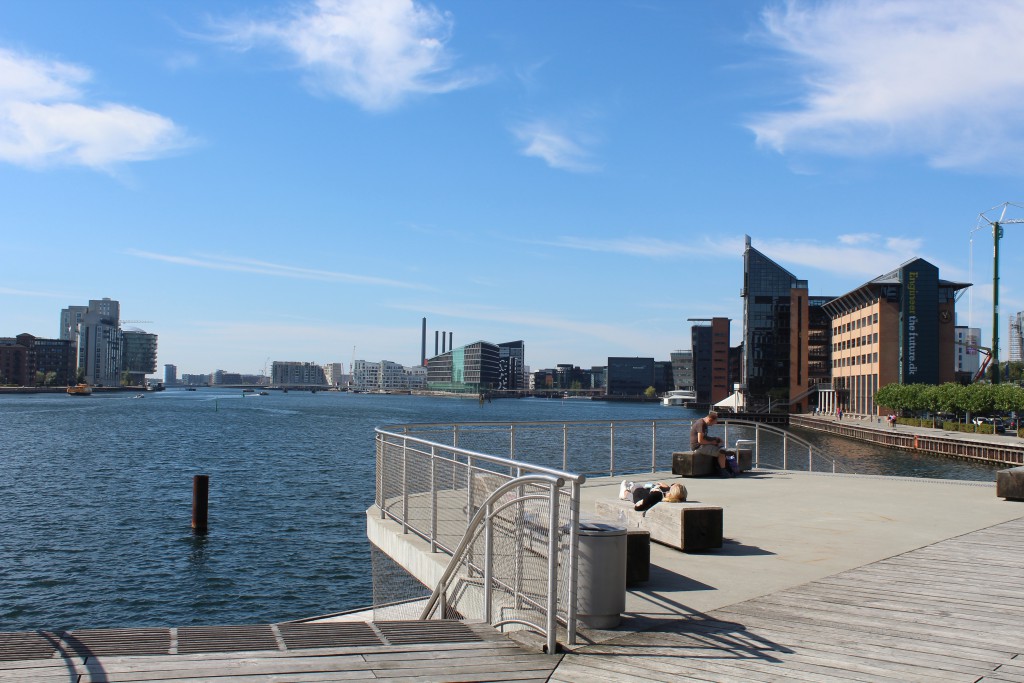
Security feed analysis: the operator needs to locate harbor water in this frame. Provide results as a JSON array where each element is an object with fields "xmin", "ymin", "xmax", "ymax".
[{"xmin": 0, "ymin": 389, "xmax": 1001, "ymax": 633}]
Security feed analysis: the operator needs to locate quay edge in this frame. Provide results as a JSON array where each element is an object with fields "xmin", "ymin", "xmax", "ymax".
[{"xmin": 790, "ymin": 413, "xmax": 1024, "ymax": 468}]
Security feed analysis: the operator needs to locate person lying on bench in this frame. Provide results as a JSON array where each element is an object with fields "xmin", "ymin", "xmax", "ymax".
[
  {"xmin": 619, "ymin": 481, "xmax": 687, "ymax": 511},
  {"xmin": 691, "ymin": 410, "xmax": 734, "ymax": 478}
]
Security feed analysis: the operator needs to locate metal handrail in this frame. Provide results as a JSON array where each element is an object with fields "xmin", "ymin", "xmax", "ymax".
[
  {"xmin": 387, "ymin": 417, "xmax": 842, "ymax": 476},
  {"xmin": 419, "ymin": 474, "xmax": 566, "ymax": 655}
]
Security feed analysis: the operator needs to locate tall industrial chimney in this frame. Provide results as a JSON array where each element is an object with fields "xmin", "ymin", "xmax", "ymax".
[
  {"xmin": 442, "ymin": 331, "xmax": 447, "ymax": 354},
  {"xmin": 421, "ymin": 318, "xmax": 427, "ymax": 366},
  {"xmin": 449, "ymin": 332, "xmax": 453, "ymax": 352},
  {"xmin": 434, "ymin": 331, "xmax": 439, "ymax": 356}
]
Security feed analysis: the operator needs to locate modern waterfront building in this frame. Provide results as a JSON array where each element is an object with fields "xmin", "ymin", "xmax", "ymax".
[
  {"xmin": 0, "ymin": 334, "xmax": 76, "ymax": 386},
  {"xmin": 498, "ymin": 341, "xmax": 526, "ymax": 390},
  {"xmin": 741, "ymin": 237, "xmax": 834, "ymax": 412},
  {"xmin": 954, "ymin": 326, "xmax": 981, "ymax": 380},
  {"xmin": 670, "ymin": 350, "xmax": 694, "ymax": 391},
  {"xmin": 323, "ymin": 363, "xmax": 345, "ymax": 388},
  {"xmin": 78, "ymin": 298, "xmax": 122, "ymax": 386},
  {"xmin": 121, "ymin": 330, "xmax": 158, "ymax": 386},
  {"xmin": 821, "ymin": 257, "xmax": 968, "ymax": 416},
  {"xmin": 164, "ymin": 364, "xmax": 177, "ymax": 386},
  {"xmin": 271, "ymin": 361, "xmax": 328, "ymax": 387},
  {"xmin": 606, "ymin": 357, "xmax": 656, "ymax": 396},
  {"xmin": 426, "ymin": 341, "xmax": 501, "ymax": 394},
  {"xmin": 404, "ymin": 365, "xmax": 427, "ymax": 389},
  {"xmin": 689, "ymin": 318, "xmax": 730, "ymax": 406}
]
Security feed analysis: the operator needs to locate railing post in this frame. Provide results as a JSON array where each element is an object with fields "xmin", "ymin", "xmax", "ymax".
[
  {"xmin": 377, "ymin": 434, "xmax": 386, "ymax": 519},
  {"xmin": 402, "ymin": 439, "xmax": 409, "ymax": 534},
  {"xmin": 724, "ymin": 422, "xmax": 729, "ymax": 450},
  {"xmin": 430, "ymin": 445, "xmax": 438, "ymax": 552},
  {"xmin": 510, "ymin": 424, "xmax": 516, "ymax": 460},
  {"xmin": 483, "ymin": 505, "xmax": 493, "ymax": 624},
  {"xmin": 808, "ymin": 442, "xmax": 813, "ymax": 473},
  {"xmin": 609, "ymin": 423, "xmax": 616, "ymax": 477},
  {"xmin": 651, "ymin": 421, "xmax": 657, "ymax": 473},
  {"xmin": 545, "ymin": 480, "xmax": 560, "ymax": 655},
  {"xmin": 755, "ymin": 424, "xmax": 760, "ymax": 468},
  {"xmin": 567, "ymin": 479, "xmax": 581, "ymax": 646},
  {"xmin": 467, "ymin": 456, "xmax": 474, "ymax": 525},
  {"xmin": 783, "ymin": 433, "xmax": 788, "ymax": 470},
  {"xmin": 562, "ymin": 423, "xmax": 568, "ymax": 470}
]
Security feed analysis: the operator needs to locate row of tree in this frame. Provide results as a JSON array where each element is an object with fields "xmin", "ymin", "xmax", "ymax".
[{"xmin": 874, "ymin": 382, "xmax": 1024, "ymax": 417}]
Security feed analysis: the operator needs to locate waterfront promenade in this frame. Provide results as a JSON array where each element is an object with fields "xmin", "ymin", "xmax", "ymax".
[{"xmin": 2, "ymin": 469, "xmax": 1021, "ymax": 681}]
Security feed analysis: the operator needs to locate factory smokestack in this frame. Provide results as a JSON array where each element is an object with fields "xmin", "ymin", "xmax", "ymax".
[
  {"xmin": 421, "ymin": 318, "xmax": 427, "ymax": 366},
  {"xmin": 442, "ymin": 331, "xmax": 447, "ymax": 354},
  {"xmin": 449, "ymin": 332, "xmax": 453, "ymax": 351},
  {"xmin": 434, "ymin": 331, "xmax": 439, "ymax": 357}
]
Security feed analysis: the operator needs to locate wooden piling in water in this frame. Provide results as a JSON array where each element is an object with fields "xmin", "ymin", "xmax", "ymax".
[{"xmin": 192, "ymin": 475, "xmax": 209, "ymax": 534}]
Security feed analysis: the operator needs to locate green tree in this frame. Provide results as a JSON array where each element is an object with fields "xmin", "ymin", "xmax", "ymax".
[
  {"xmin": 34, "ymin": 370, "xmax": 45, "ymax": 387},
  {"xmin": 75, "ymin": 367, "xmax": 86, "ymax": 384},
  {"xmin": 994, "ymin": 383, "xmax": 1024, "ymax": 414},
  {"xmin": 644, "ymin": 386, "xmax": 657, "ymax": 399},
  {"xmin": 120, "ymin": 371, "xmax": 133, "ymax": 387},
  {"xmin": 961, "ymin": 383, "xmax": 995, "ymax": 416},
  {"xmin": 44, "ymin": 371, "xmax": 57, "ymax": 386},
  {"xmin": 934, "ymin": 383, "xmax": 965, "ymax": 416},
  {"xmin": 874, "ymin": 383, "xmax": 902, "ymax": 414}
]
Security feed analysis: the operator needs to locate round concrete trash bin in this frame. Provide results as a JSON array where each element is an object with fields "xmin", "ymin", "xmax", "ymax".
[{"xmin": 576, "ymin": 521, "xmax": 627, "ymax": 629}]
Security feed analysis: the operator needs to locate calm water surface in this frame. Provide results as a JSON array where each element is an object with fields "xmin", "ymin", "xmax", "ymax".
[{"xmin": 0, "ymin": 390, "xmax": 1000, "ymax": 632}]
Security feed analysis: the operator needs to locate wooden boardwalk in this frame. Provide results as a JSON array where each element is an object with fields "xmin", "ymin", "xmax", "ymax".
[
  {"xmin": 0, "ymin": 621, "xmax": 560, "ymax": 682},
  {"xmin": 4, "ymin": 512, "xmax": 1022, "ymax": 681},
  {"xmin": 552, "ymin": 516, "xmax": 1024, "ymax": 682}
]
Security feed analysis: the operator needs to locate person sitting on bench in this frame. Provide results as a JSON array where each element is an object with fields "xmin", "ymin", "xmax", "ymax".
[{"xmin": 691, "ymin": 410, "xmax": 732, "ymax": 478}]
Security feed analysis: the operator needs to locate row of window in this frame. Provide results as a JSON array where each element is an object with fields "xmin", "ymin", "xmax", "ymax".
[
  {"xmin": 833, "ymin": 333, "xmax": 879, "ymax": 351},
  {"xmin": 833, "ymin": 353, "xmax": 879, "ymax": 368},
  {"xmin": 834, "ymin": 312, "xmax": 879, "ymax": 335}
]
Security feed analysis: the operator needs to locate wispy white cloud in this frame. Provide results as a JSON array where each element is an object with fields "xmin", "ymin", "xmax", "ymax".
[
  {"xmin": 0, "ymin": 47, "xmax": 192, "ymax": 171},
  {"xmin": 125, "ymin": 249, "xmax": 426, "ymax": 289},
  {"xmin": 527, "ymin": 234, "xmax": 734, "ymax": 258},
  {"xmin": 211, "ymin": 0, "xmax": 487, "ymax": 111},
  {"xmin": 0, "ymin": 287, "xmax": 72, "ymax": 298},
  {"xmin": 511, "ymin": 119, "xmax": 600, "ymax": 172},
  {"xmin": 748, "ymin": 0, "xmax": 1024, "ymax": 170}
]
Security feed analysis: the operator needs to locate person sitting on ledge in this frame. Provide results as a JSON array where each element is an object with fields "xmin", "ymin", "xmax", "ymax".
[
  {"xmin": 619, "ymin": 481, "xmax": 687, "ymax": 511},
  {"xmin": 691, "ymin": 410, "xmax": 733, "ymax": 477}
]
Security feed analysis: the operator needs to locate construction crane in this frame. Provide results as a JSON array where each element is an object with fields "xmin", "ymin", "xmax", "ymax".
[
  {"xmin": 977, "ymin": 202, "xmax": 1024, "ymax": 384},
  {"xmin": 956, "ymin": 342, "xmax": 994, "ymax": 383}
]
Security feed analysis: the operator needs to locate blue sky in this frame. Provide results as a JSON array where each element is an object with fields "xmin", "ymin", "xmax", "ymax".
[{"xmin": 3, "ymin": 0, "xmax": 1024, "ymax": 376}]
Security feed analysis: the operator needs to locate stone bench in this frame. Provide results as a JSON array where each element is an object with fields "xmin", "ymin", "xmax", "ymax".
[
  {"xmin": 672, "ymin": 448, "xmax": 752, "ymax": 477},
  {"xmin": 594, "ymin": 499, "xmax": 723, "ymax": 551},
  {"xmin": 997, "ymin": 466, "xmax": 1024, "ymax": 501}
]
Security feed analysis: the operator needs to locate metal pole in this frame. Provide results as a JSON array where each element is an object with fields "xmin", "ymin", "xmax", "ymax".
[
  {"xmin": 993, "ymin": 221, "xmax": 1002, "ymax": 384},
  {"xmin": 483, "ymin": 506, "xmax": 493, "ymax": 624},
  {"xmin": 609, "ymin": 423, "xmax": 615, "ymax": 477},
  {"xmin": 401, "ymin": 441, "xmax": 409, "ymax": 534},
  {"xmin": 430, "ymin": 446, "xmax": 438, "ymax": 552},
  {"xmin": 562, "ymin": 423, "xmax": 568, "ymax": 470},
  {"xmin": 545, "ymin": 481, "xmax": 560, "ymax": 655},
  {"xmin": 651, "ymin": 421, "xmax": 657, "ymax": 473},
  {"xmin": 783, "ymin": 433, "xmax": 788, "ymax": 470},
  {"xmin": 567, "ymin": 480, "xmax": 581, "ymax": 646},
  {"xmin": 510, "ymin": 424, "xmax": 516, "ymax": 460},
  {"xmin": 755, "ymin": 424, "xmax": 760, "ymax": 468},
  {"xmin": 377, "ymin": 435, "xmax": 386, "ymax": 519}
]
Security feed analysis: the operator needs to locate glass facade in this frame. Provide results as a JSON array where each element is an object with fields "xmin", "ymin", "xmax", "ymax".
[
  {"xmin": 426, "ymin": 341, "xmax": 500, "ymax": 393},
  {"xmin": 606, "ymin": 357, "xmax": 655, "ymax": 396},
  {"xmin": 742, "ymin": 237, "xmax": 798, "ymax": 399}
]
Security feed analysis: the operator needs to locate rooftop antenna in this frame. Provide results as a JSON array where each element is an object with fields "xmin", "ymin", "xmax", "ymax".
[{"xmin": 977, "ymin": 201, "xmax": 1024, "ymax": 384}]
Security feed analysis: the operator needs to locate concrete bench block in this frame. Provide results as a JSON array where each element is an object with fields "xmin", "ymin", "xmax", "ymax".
[
  {"xmin": 996, "ymin": 466, "xmax": 1024, "ymax": 501},
  {"xmin": 595, "ymin": 499, "xmax": 723, "ymax": 551},
  {"xmin": 672, "ymin": 449, "xmax": 752, "ymax": 477}
]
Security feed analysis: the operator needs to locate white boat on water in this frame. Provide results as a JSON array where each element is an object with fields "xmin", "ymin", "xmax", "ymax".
[{"xmin": 661, "ymin": 389, "xmax": 697, "ymax": 406}]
